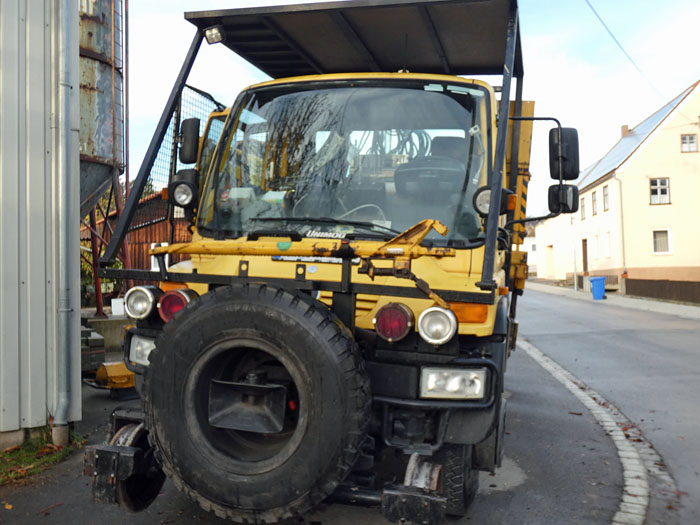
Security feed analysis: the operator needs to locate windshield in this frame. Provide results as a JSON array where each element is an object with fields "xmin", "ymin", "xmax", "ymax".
[{"xmin": 197, "ymin": 80, "xmax": 490, "ymax": 244}]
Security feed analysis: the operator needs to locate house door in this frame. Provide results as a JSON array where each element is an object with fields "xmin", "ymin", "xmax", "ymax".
[{"xmin": 582, "ymin": 239, "xmax": 589, "ymax": 275}]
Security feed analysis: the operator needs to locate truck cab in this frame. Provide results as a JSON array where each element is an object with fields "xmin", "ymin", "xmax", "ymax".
[{"xmin": 89, "ymin": 1, "xmax": 579, "ymax": 523}]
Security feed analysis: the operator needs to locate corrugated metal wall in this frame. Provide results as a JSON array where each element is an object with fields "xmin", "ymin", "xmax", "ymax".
[{"xmin": 0, "ymin": 0, "xmax": 81, "ymax": 432}]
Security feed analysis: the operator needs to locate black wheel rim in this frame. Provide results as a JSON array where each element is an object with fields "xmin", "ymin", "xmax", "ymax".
[{"xmin": 183, "ymin": 333, "xmax": 308, "ymax": 475}]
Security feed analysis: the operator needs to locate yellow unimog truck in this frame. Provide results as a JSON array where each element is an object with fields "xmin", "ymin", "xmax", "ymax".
[{"xmin": 86, "ymin": 1, "xmax": 580, "ymax": 523}]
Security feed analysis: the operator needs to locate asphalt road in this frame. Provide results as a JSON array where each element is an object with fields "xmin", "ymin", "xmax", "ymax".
[
  {"xmin": 518, "ymin": 288, "xmax": 700, "ymax": 524},
  {"xmin": 4, "ymin": 285, "xmax": 695, "ymax": 524}
]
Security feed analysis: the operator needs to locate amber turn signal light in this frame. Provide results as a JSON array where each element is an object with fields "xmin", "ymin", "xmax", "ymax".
[{"xmin": 449, "ymin": 302, "xmax": 489, "ymax": 324}]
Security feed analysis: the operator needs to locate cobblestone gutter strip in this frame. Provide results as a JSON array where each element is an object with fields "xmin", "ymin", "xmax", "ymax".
[{"xmin": 518, "ymin": 339, "xmax": 679, "ymax": 525}]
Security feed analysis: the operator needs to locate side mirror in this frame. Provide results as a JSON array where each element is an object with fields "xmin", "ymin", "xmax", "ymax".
[
  {"xmin": 548, "ymin": 184, "xmax": 579, "ymax": 214},
  {"xmin": 549, "ymin": 127, "xmax": 579, "ymax": 180},
  {"xmin": 179, "ymin": 118, "xmax": 201, "ymax": 164},
  {"xmin": 169, "ymin": 169, "xmax": 199, "ymax": 209}
]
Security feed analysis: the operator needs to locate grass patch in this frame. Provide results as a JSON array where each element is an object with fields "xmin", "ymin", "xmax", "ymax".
[{"xmin": 0, "ymin": 427, "xmax": 85, "ymax": 486}]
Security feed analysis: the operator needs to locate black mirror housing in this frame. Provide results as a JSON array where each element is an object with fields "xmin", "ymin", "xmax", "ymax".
[
  {"xmin": 549, "ymin": 127, "xmax": 579, "ymax": 180},
  {"xmin": 179, "ymin": 118, "xmax": 201, "ymax": 164},
  {"xmin": 548, "ymin": 184, "xmax": 579, "ymax": 214}
]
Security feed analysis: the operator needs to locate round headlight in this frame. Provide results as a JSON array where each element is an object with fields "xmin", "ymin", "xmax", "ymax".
[
  {"xmin": 417, "ymin": 306, "xmax": 457, "ymax": 346},
  {"xmin": 124, "ymin": 286, "xmax": 162, "ymax": 320},
  {"xmin": 473, "ymin": 186, "xmax": 491, "ymax": 217},
  {"xmin": 173, "ymin": 183, "xmax": 194, "ymax": 206}
]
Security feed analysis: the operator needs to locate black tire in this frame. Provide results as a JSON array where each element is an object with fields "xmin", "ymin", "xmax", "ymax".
[
  {"xmin": 144, "ymin": 284, "xmax": 370, "ymax": 523},
  {"xmin": 435, "ymin": 444, "xmax": 479, "ymax": 517}
]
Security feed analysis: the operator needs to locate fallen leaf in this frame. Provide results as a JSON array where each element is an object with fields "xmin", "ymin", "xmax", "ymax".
[
  {"xmin": 4, "ymin": 502, "xmax": 13, "ymax": 510},
  {"xmin": 2, "ymin": 445, "xmax": 19, "ymax": 454},
  {"xmin": 568, "ymin": 411, "xmax": 583, "ymax": 416}
]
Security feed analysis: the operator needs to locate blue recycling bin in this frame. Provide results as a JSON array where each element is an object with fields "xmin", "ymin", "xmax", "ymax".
[{"xmin": 590, "ymin": 276, "xmax": 607, "ymax": 300}]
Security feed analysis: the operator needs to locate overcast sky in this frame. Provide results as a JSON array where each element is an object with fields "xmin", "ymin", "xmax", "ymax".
[{"xmin": 127, "ymin": 0, "xmax": 700, "ymax": 215}]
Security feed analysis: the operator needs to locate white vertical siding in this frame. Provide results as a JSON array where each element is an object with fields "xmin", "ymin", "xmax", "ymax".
[{"xmin": 0, "ymin": 0, "xmax": 81, "ymax": 433}]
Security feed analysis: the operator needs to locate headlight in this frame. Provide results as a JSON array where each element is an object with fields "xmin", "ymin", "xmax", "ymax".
[
  {"xmin": 473, "ymin": 186, "xmax": 492, "ymax": 217},
  {"xmin": 124, "ymin": 286, "xmax": 162, "ymax": 320},
  {"xmin": 172, "ymin": 183, "xmax": 194, "ymax": 206},
  {"xmin": 417, "ymin": 306, "xmax": 457, "ymax": 345},
  {"xmin": 168, "ymin": 169, "xmax": 199, "ymax": 209},
  {"xmin": 420, "ymin": 367, "xmax": 487, "ymax": 399},
  {"xmin": 129, "ymin": 334, "xmax": 156, "ymax": 367}
]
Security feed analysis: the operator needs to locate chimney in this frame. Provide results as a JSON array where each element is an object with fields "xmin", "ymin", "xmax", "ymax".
[{"xmin": 621, "ymin": 125, "xmax": 630, "ymax": 138}]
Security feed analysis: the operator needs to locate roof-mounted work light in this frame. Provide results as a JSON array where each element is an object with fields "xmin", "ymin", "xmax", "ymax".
[{"xmin": 204, "ymin": 25, "xmax": 225, "ymax": 44}]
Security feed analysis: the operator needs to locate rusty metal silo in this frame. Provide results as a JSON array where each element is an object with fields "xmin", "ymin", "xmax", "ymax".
[{"xmin": 79, "ymin": 0, "xmax": 124, "ymax": 217}]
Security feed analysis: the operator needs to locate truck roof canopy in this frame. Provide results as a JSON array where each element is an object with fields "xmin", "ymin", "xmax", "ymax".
[{"xmin": 185, "ymin": 0, "xmax": 522, "ymax": 79}]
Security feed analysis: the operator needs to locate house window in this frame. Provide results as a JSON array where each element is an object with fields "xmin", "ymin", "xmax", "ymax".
[
  {"xmin": 603, "ymin": 185, "xmax": 609, "ymax": 211},
  {"xmin": 653, "ymin": 230, "xmax": 671, "ymax": 254},
  {"xmin": 592, "ymin": 191, "xmax": 597, "ymax": 215},
  {"xmin": 681, "ymin": 134, "xmax": 697, "ymax": 152},
  {"xmin": 650, "ymin": 178, "xmax": 670, "ymax": 204},
  {"xmin": 580, "ymin": 197, "xmax": 585, "ymax": 220}
]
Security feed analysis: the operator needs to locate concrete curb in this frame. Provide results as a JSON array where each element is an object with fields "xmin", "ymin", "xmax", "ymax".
[{"xmin": 524, "ymin": 281, "xmax": 700, "ymax": 321}]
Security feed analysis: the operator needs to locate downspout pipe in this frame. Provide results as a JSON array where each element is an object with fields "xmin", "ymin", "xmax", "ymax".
[{"xmin": 53, "ymin": 0, "xmax": 76, "ymax": 446}]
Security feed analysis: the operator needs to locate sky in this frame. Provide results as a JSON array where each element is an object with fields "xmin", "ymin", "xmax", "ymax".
[{"xmin": 127, "ymin": 0, "xmax": 700, "ymax": 216}]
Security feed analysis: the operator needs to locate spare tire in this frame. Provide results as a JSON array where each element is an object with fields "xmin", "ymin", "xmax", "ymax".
[{"xmin": 145, "ymin": 284, "xmax": 370, "ymax": 523}]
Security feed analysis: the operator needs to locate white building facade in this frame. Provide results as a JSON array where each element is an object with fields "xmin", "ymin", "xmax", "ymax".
[{"xmin": 535, "ymin": 81, "xmax": 700, "ymax": 300}]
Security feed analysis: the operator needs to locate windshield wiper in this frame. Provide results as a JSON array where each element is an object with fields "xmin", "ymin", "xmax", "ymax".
[{"xmin": 251, "ymin": 216, "xmax": 401, "ymax": 236}]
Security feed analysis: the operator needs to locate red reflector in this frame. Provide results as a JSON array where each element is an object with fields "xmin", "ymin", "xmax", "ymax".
[
  {"xmin": 157, "ymin": 289, "xmax": 198, "ymax": 322},
  {"xmin": 288, "ymin": 400, "xmax": 297, "ymax": 411},
  {"xmin": 373, "ymin": 303, "xmax": 414, "ymax": 342}
]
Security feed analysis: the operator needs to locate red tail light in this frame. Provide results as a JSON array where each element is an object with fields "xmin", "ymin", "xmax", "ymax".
[
  {"xmin": 373, "ymin": 303, "xmax": 414, "ymax": 342},
  {"xmin": 157, "ymin": 289, "xmax": 199, "ymax": 322}
]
